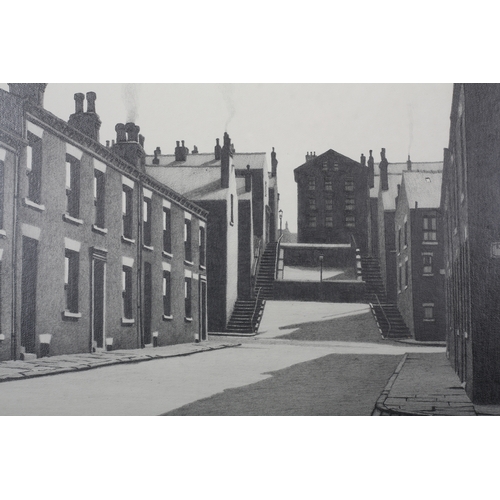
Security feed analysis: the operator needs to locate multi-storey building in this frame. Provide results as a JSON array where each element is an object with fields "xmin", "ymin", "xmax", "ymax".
[
  {"xmin": 294, "ymin": 149, "xmax": 368, "ymax": 252},
  {"xmin": 442, "ymin": 83, "xmax": 500, "ymax": 403},
  {"xmin": 146, "ymin": 134, "xmax": 279, "ymax": 331},
  {"xmin": 375, "ymin": 149, "xmax": 442, "ymax": 302},
  {"xmin": 395, "ymin": 170, "xmax": 445, "ymax": 341},
  {"xmin": 0, "ymin": 84, "xmax": 208, "ymax": 361}
]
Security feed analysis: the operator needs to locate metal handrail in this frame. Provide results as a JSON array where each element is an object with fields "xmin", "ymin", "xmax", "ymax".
[
  {"xmin": 252, "ymin": 287, "xmax": 263, "ymax": 332},
  {"xmin": 375, "ymin": 292, "xmax": 392, "ymax": 338},
  {"xmin": 275, "ymin": 234, "xmax": 283, "ymax": 280},
  {"xmin": 251, "ymin": 238, "xmax": 263, "ymax": 296}
]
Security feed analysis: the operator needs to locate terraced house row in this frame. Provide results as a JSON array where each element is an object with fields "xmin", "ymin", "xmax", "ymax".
[{"xmin": 0, "ymin": 84, "xmax": 208, "ymax": 361}]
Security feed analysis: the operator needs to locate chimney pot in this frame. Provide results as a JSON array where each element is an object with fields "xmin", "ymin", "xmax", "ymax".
[
  {"xmin": 139, "ymin": 134, "xmax": 145, "ymax": 147},
  {"xmin": 74, "ymin": 93, "xmax": 85, "ymax": 113},
  {"xmin": 115, "ymin": 123, "xmax": 126, "ymax": 142},
  {"xmin": 407, "ymin": 155, "xmax": 412, "ymax": 171},
  {"xmin": 214, "ymin": 138, "xmax": 222, "ymax": 161},
  {"xmin": 380, "ymin": 148, "xmax": 389, "ymax": 191},
  {"xmin": 360, "ymin": 153, "xmax": 366, "ymax": 166},
  {"xmin": 86, "ymin": 91, "xmax": 97, "ymax": 113},
  {"xmin": 106, "ymin": 140, "xmax": 110, "ymax": 148}
]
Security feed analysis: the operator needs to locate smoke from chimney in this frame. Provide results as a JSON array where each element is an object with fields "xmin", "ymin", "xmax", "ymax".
[
  {"xmin": 122, "ymin": 83, "xmax": 140, "ymax": 123},
  {"xmin": 219, "ymin": 83, "xmax": 236, "ymax": 132}
]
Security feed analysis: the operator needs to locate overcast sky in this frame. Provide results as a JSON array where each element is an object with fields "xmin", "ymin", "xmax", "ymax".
[{"xmin": 1, "ymin": 83, "xmax": 453, "ymax": 232}]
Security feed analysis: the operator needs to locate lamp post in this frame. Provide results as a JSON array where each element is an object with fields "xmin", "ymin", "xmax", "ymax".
[
  {"xmin": 319, "ymin": 254, "xmax": 324, "ymax": 283},
  {"xmin": 279, "ymin": 209, "xmax": 283, "ymax": 237}
]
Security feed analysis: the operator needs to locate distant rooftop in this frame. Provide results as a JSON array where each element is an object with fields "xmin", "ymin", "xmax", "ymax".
[{"xmin": 402, "ymin": 171, "xmax": 443, "ymax": 209}]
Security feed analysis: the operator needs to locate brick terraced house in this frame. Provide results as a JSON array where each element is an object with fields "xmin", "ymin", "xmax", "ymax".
[{"xmin": 0, "ymin": 84, "xmax": 208, "ymax": 361}]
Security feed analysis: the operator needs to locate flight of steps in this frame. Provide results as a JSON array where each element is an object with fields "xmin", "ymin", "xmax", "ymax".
[
  {"xmin": 225, "ymin": 243, "xmax": 277, "ymax": 333},
  {"xmin": 226, "ymin": 299, "xmax": 265, "ymax": 334},
  {"xmin": 254, "ymin": 243, "xmax": 278, "ymax": 300},
  {"xmin": 361, "ymin": 256, "xmax": 411, "ymax": 339}
]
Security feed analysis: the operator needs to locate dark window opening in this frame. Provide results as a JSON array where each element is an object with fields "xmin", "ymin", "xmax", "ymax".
[
  {"xmin": 65, "ymin": 249, "xmax": 79, "ymax": 313},
  {"xmin": 143, "ymin": 197, "xmax": 152, "ymax": 247},
  {"xmin": 163, "ymin": 271, "xmax": 171, "ymax": 317},
  {"xmin": 122, "ymin": 186, "xmax": 133, "ymax": 239},
  {"xmin": 163, "ymin": 207, "xmax": 172, "ymax": 254},
  {"xmin": 199, "ymin": 226, "xmax": 206, "ymax": 266},
  {"xmin": 94, "ymin": 170, "xmax": 106, "ymax": 228},
  {"xmin": 66, "ymin": 154, "xmax": 80, "ymax": 218},
  {"xmin": 184, "ymin": 218, "xmax": 192, "ymax": 262},
  {"xmin": 27, "ymin": 133, "xmax": 42, "ymax": 204},
  {"xmin": 184, "ymin": 277, "xmax": 192, "ymax": 318},
  {"xmin": 122, "ymin": 266, "xmax": 133, "ymax": 319}
]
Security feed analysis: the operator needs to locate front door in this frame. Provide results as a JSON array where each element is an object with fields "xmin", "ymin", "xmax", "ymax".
[
  {"xmin": 21, "ymin": 236, "xmax": 38, "ymax": 354},
  {"xmin": 199, "ymin": 279, "xmax": 208, "ymax": 341},
  {"xmin": 91, "ymin": 255, "xmax": 106, "ymax": 352},
  {"xmin": 143, "ymin": 262, "xmax": 152, "ymax": 346}
]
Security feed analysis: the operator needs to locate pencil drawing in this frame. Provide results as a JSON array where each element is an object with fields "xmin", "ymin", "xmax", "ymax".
[{"xmin": 0, "ymin": 83, "xmax": 496, "ymax": 415}]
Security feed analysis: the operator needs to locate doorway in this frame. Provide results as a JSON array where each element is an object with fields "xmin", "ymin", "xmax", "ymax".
[
  {"xmin": 21, "ymin": 236, "xmax": 38, "ymax": 354},
  {"xmin": 143, "ymin": 262, "xmax": 152, "ymax": 346},
  {"xmin": 199, "ymin": 279, "xmax": 208, "ymax": 341},
  {"xmin": 91, "ymin": 251, "xmax": 106, "ymax": 352}
]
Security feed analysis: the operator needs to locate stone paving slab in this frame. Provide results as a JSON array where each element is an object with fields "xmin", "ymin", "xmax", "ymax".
[
  {"xmin": 372, "ymin": 352, "xmax": 477, "ymax": 416},
  {"xmin": 0, "ymin": 341, "xmax": 240, "ymax": 383}
]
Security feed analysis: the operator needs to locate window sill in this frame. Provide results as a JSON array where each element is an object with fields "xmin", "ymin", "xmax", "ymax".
[
  {"xmin": 143, "ymin": 245, "xmax": 154, "ymax": 252},
  {"xmin": 184, "ymin": 317, "xmax": 193, "ymax": 323},
  {"xmin": 92, "ymin": 225, "xmax": 108, "ymax": 235},
  {"xmin": 63, "ymin": 310, "xmax": 82, "ymax": 319},
  {"xmin": 422, "ymin": 241, "xmax": 438, "ymax": 245},
  {"xmin": 63, "ymin": 213, "xmax": 84, "ymax": 226},
  {"xmin": 230, "ymin": 221, "xmax": 234, "ymax": 227},
  {"xmin": 162, "ymin": 314, "xmax": 173, "ymax": 321},
  {"xmin": 405, "ymin": 286, "xmax": 408, "ymax": 290},
  {"xmin": 423, "ymin": 273, "xmax": 434, "ymax": 277},
  {"xmin": 184, "ymin": 260, "xmax": 194, "ymax": 267},
  {"xmin": 23, "ymin": 198, "xmax": 45, "ymax": 212},
  {"xmin": 423, "ymin": 319, "xmax": 435, "ymax": 323},
  {"xmin": 0, "ymin": 229, "xmax": 6, "ymax": 239},
  {"xmin": 162, "ymin": 251, "xmax": 173, "ymax": 259},
  {"xmin": 121, "ymin": 318, "xmax": 135, "ymax": 326},
  {"xmin": 121, "ymin": 236, "xmax": 135, "ymax": 245},
  {"xmin": 199, "ymin": 264, "xmax": 206, "ymax": 271}
]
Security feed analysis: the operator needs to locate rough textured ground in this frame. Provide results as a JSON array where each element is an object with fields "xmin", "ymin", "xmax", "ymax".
[
  {"xmin": 164, "ymin": 353, "xmax": 400, "ymax": 416},
  {"xmin": 277, "ymin": 311, "xmax": 393, "ymax": 344}
]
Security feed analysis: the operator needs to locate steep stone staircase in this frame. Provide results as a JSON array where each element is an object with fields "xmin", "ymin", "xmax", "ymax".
[
  {"xmin": 361, "ymin": 256, "xmax": 411, "ymax": 339},
  {"xmin": 226, "ymin": 242, "xmax": 278, "ymax": 333},
  {"xmin": 254, "ymin": 243, "xmax": 278, "ymax": 300}
]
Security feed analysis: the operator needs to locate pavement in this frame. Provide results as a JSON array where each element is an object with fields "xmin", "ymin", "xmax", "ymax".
[
  {"xmin": 372, "ymin": 351, "xmax": 477, "ymax": 416},
  {"xmin": 0, "ymin": 340, "xmax": 240, "ymax": 384}
]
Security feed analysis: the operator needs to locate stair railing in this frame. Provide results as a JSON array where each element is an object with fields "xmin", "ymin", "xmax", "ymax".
[
  {"xmin": 252, "ymin": 287, "xmax": 263, "ymax": 332},
  {"xmin": 251, "ymin": 238, "xmax": 263, "ymax": 296},
  {"xmin": 375, "ymin": 292, "xmax": 392, "ymax": 338},
  {"xmin": 275, "ymin": 234, "xmax": 283, "ymax": 280}
]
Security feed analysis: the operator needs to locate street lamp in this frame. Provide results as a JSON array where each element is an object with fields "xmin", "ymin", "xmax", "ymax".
[
  {"xmin": 279, "ymin": 209, "xmax": 283, "ymax": 237},
  {"xmin": 319, "ymin": 254, "xmax": 324, "ymax": 283}
]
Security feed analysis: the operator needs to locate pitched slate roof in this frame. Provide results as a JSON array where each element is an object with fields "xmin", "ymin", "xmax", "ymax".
[
  {"xmin": 402, "ymin": 171, "xmax": 443, "ymax": 209},
  {"xmin": 146, "ymin": 164, "xmax": 228, "ymax": 201},
  {"xmin": 294, "ymin": 149, "xmax": 362, "ymax": 174},
  {"xmin": 378, "ymin": 161, "xmax": 443, "ymax": 210}
]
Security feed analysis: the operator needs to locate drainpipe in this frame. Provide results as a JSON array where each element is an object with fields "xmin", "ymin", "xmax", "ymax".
[
  {"xmin": 10, "ymin": 147, "xmax": 21, "ymax": 360},
  {"xmin": 136, "ymin": 178, "xmax": 143, "ymax": 348}
]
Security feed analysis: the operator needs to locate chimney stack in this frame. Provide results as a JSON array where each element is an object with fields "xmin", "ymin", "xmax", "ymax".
[
  {"xmin": 8, "ymin": 83, "xmax": 47, "ymax": 107},
  {"xmin": 245, "ymin": 164, "xmax": 252, "ymax": 192},
  {"xmin": 175, "ymin": 140, "xmax": 187, "ymax": 162},
  {"xmin": 305, "ymin": 151, "xmax": 316, "ymax": 162},
  {"xmin": 214, "ymin": 138, "xmax": 221, "ymax": 161},
  {"xmin": 380, "ymin": 148, "xmax": 389, "ymax": 191},
  {"xmin": 68, "ymin": 91, "xmax": 102, "ymax": 141},
  {"xmin": 271, "ymin": 147, "xmax": 278, "ymax": 177},
  {"xmin": 367, "ymin": 150, "xmax": 374, "ymax": 189},
  {"xmin": 153, "ymin": 147, "xmax": 161, "ymax": 165},
  {"xmin": 407, "ymin": 155, "xmax": 412, "ymax": 171},
  {"xmin": 192, "ymin": 145, "xmax": 199, "ymax": 154},
  {"xmin": 360, "ymin": 153, "xmax": 366, "ymax": 166},
  {"xmin": 221, "ymin": 131, "xmax": 232, "ymax": 188},
  {"xmin": 112, "ymin": 122, "xmax": 146, "ymax": 170}
]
